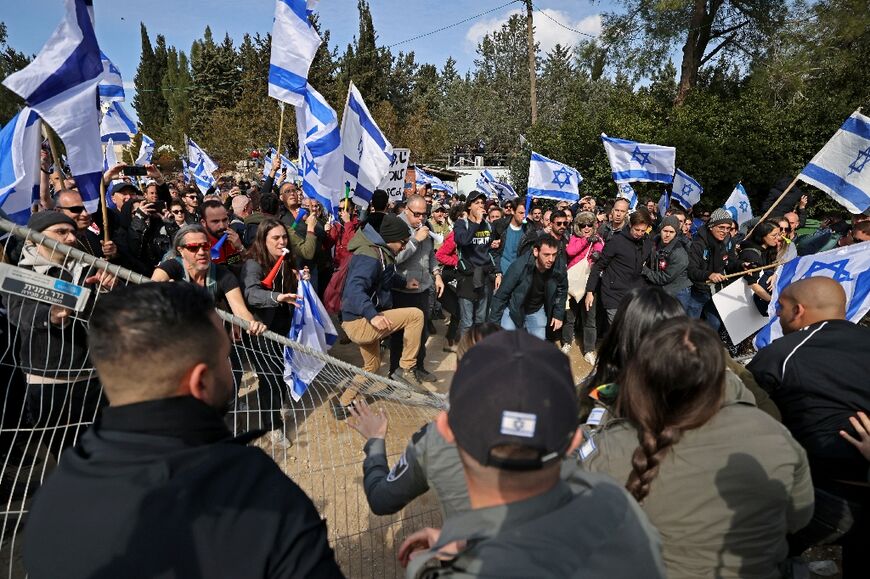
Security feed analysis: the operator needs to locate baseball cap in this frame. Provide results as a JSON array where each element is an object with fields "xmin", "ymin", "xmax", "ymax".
[
  {"xmin": 431, "ymin": 202, "xmax": 446, "ymax": 213},
  {"xmin": 465, "ymin": 190, "xmax": 487, "ymax": 208},
  {"xmin": 448, "ymin": 331, "xmax": 579, "ymax": 471}
]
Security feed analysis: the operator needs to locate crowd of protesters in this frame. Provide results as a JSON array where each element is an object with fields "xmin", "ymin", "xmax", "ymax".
[{"xmin": 2, "ymin": 153, "xmax": 869, "ymax": 578}]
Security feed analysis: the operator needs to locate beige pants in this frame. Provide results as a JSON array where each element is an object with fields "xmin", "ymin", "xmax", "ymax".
[{"xmin": 340, "ymin": 308, "xmax": 423, "ymax": 404}]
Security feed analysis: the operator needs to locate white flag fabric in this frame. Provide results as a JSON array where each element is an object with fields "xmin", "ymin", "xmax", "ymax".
[
  {"xmin": 724, "ymin": 183, "xmax": 753, "ymax": 226},
  {"xmin": 416, "ymin": 166, "xmax": 454, "ymax": 195},
  {"xmin": 754, "ymin": 242, "xmax": 870, "ymax": 348},
  {"xmin": 601, "ymin": 134, "xmax": 676, "ymax": 184},
  {"xmin": 527, "ymin": 152, "xmax": 581, "ymax": 202},
  {"xmin": 0, "ymin": 109, "xmax": 43, "ymax": 224},
  {"xmin": 617, "ymin": 182, "xmax": 638, "ymax": 210},
  {"xmin": 2, "ymin": 0, "xmax": 104, "ymax": 211},
  {"xmin": 100, "ymin": 101, "xmax": 136, "ymax": 143},
  {"xmin": 97, "ymin": 50, "xmax": 124, "ymax": 102},
  {"xmin": 262, "ymin": 147, "xmax": 299, "ymax": 181},
  {"xmin": 135, "ymin": 134, "xmax": 155, "ymax": 165},
  {"xmin": 296, "ymin": 83, "xmax": 343, "ymax": 213},
  {"xmin": 268, "ymin": 0, "xmax": 321, "ymax": 107},
  {"xmin": 284, "ymin": 279, "xmax": 337, "ymax": 401},
  {"xmin": 341, "ymin": 82, "xmax": 394, "ymax": 207},
  {"xmin": 103, "ymin": 139, "xmax": 117, "ymax": 172},
  {"xmin": 479, "ymin": 168, "xmax": 517, "ymax": 200},
  {"xmin": 671, "ymin": 168, "xmax": 702, "ymax": 209},
  {"xmin": 190, "ymin": 159, "xmax": 216, "ymax": 194},
  {"xmin": 798, "ymin": 110, "xmax": 870, "ymax": 214},
  {"xmin": 186, "ymin": 136, "xmax": 218, "ymax": 175},
  {"xmin": 657, "ymin": 190, "xmax": 670, "ymax": 218}
]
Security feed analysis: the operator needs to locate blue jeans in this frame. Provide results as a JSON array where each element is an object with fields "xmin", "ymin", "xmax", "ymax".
[
  {"xmin": 674, "ymin": 287, "xmax": 692, "ymax": 313},
  {"xmin": 458, "ymin": 294, "xmax": 490, "ymax": 337},
  {"xmin": 500, "ymin": 307, "xmax": 547, "ymax": 339},
  {"xmin": 685, "ymin": 289, "xmax": 722, "ymax": 333}
]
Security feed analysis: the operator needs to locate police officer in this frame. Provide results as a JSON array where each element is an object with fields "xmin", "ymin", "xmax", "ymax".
[{"xmin": 396, "ymin": 331, "xmax": 665, "ymax": 578}]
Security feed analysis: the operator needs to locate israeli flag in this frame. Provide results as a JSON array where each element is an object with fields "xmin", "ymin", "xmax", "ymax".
[
  {"xmin": 102, "ymin": 139, "xmax": 117, "ymax": 172},
  {"xmin": 2, "ymin": 0, "xmax": 104, "ymax": 211},
  {"xmin": 296, "ymin": 83, "xmax": 343, "ymax": 212},
  {"xmin": 480, "ymin": 168, "xmax": 517, "ymax": 200},
  {"xmin": 476, "ymin": 176, "xmax": 497, "ymax": 199},
  {"xmin": 527, "ymin": 152, "xmax": 581, "ymax": 202},
  {"xmin": 98, "ymin": 51, "xmax": 124, "ymax": 102},
  {"xmin": 284, "ymin": 278, "xmax": 337, "ymax": 401},
  {"xmin": 186, "ymin": 136, "xmax": 218, "ymax": 175},
  {"xmin": 190, "ymin": 158, "xmax": 216, "ymax": 194},
  {"xmin": 616, "ymin": 182, "xmax": 638, "ymax": 210},
  {"xmin": 0, "ymin": 109, "xmax": 42, "ymax": 225},
  {"xmin": 268, "ymin": 0, "xmax": 322, "ymax": 107},
  {"xmin": 724, "ymin": 183, "xmax": 753, "ymax": 226},
  {"xmin": 754, "ymin": 243, "xmax": 870, "ymax": 349},
  {"xmin": 798, "ymin": 110, "xmax": 870, "ymax": 214},
  {"xmin": 135, "ymin": 133, "xmax": 155, "ymax": 165},
  {"xmin": 657, "ymin": 190, "xmax": 670, "ymax": 218},
  {"xmin": 416, "ymin": 166, "xmax": 454, "ymax": 194},
  {"xmin": 262, "ymin": 147, "xmax": 299, "ymax": 181},
  {"xmin": 341, "ymin": 82, "xmax": 393, "ymax": 207},
  {"xmin": 601, "ymin": 134, "xmax": 676, "ymax": 184},
  {"xmin": 671, "ymin": 168, "xmax": 702, "ymax": 209},
  {"xmin": 100, "ymin": 101, "xmax": 136, "ymax": 143}
]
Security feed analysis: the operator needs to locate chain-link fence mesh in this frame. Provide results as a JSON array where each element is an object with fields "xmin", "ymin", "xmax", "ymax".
[{"xmin": 0, "ymin": 217, "xmax": 445, "ymax": 578}]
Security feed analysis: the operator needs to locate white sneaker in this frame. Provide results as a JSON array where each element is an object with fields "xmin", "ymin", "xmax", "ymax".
[
  {"xmin": 269, "ymin": 429, "xmax": 292, "ymax": 449},
  {"xmin": 583, "ymin": 352, "xmax": 597, "ymax": 366},
  {"xmin": 560, "ymin": 343, "xmax": 572, "ymax": 355}
]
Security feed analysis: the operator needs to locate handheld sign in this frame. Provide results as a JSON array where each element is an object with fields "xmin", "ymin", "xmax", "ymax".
[{"xmin": 0, "ymin": 263, "xmax": 91, "ymax": 311}]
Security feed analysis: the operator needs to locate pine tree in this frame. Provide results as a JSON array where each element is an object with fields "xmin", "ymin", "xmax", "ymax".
[{"xmin": 133, "ymin": 23, "xmax": 169, "ymax": 140}]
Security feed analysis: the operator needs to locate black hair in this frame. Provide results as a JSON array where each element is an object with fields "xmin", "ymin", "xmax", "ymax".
[
  {"xmin": 260, "ymin": 192, "xmax": 280, "ymax": 215},
  {"xmin": 534, "ymin": 236, "xmax": 559, "ymax": 251},
  {"xmin": 749, "ymin": 219, "xmax": 782, "ymax": 247},
  {"xmin": 200, "ymin": 198, "xmax": 224, "ymax": 216},
  {"xmin": 371, "ymin": 189, "xmax": 389, "ymax": 212},
  {"xmin": 448, "ymin": 204, "xmax": 466, "ymax": 223}
]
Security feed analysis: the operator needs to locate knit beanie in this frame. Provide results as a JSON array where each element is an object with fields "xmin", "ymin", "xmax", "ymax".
[
  {"xmin": 708, "ymin": 208, "xmax": 734, "ymax": 227},
  {"xmin": 379, "ymin": 214, "xmax": 411, "ymax": 243},
  {"xmin": 28, "ymin": 211, "xmax": 77, "ymax": 233},
  {"xmin": 659, "ymin": 215, "xmax": 681, "ymax": 232}
]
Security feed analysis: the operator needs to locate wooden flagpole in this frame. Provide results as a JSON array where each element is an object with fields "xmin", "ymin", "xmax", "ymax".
[
  {"xmin": 706, "ymin": 261, "xmax": 783, "ymax": 284},
  {"xmin": 746, "ymin": 175, "xmax": 801, "ymax": 238}
]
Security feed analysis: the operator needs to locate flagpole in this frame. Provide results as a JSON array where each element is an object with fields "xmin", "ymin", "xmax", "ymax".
[
  {"xmin": 41, "ymin": 125, "xmax": 65, "ymax": 193},
  {"xmin": 746, "ymin": 175, "xmax": 801, "ymax": 238},
  {"xmin": 707, "ymin": 261, "xmax": 784, "ymax": 284},
  {"xmin": 276, "ymin": 102, "xmax": 285, "ymax": 155}
]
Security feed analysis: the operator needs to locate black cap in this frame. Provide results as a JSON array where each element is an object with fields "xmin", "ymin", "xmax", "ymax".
[
  {"xmin": 465, "ymin": 190, "xmax": 486, "ymax": 208},
  {"xmin": 28, "ymin": 211, "xmax": 77, "ymax": 232},
  {"xmin": 379, "ymin": 213, "xmax": 411, "ymax": 243},
  {"xmin": 448, "ymin": 331, "xmax": 579, "ymax": 470}
]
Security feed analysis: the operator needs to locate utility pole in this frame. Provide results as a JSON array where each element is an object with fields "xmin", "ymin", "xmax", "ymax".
[{"xmin": 525, "ymin": 0, "xmax": 537, "ymax": 125}]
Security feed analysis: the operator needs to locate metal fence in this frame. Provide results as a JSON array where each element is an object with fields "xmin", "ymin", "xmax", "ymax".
[{"xmin": 0, "ymin": 217, "xmax": 445, "ymax": 578}]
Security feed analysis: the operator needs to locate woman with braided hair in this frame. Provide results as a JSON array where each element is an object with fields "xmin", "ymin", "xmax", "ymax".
[{"xmin": 577, "ymin": 318, "xmax": 814, "ymax": 579}]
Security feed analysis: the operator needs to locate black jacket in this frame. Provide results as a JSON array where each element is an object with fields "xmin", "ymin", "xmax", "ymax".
[
  {"xmin": 23, "ymin": 396, "xmax": 343, "ymax": 579},
  {"xmin": 585, "ymin": 229, "xmax": 652, "ymax": 310},
  {"xmin": 489, "ymin": 215, "xmax": 529, "ymax": 263},
  {"xmin": 686, "ymin": 226, "xmax": 738, "ymax": 295},
  {"xmin": 747, "ymin": 320, "xmax": 870, "ymax": 486},
  {"xmin": 489, "ymin": 251, "xmax": 568, "ymax": 328}
]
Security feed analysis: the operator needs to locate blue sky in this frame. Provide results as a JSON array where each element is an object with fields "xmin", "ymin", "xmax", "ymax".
[{"xmin": 4, "ymin": 0, "xmax": 612, "ymax": 120}]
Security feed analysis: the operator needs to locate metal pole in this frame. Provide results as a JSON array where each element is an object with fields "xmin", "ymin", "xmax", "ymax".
[{"xmin": 525, "ymin": 0, "xmax": 537, "ymax": 125}]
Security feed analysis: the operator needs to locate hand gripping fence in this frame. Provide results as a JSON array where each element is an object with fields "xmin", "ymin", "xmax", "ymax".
[{"xmin": 0, "ymin": 216, "xmax": 445, "ymax": 578}]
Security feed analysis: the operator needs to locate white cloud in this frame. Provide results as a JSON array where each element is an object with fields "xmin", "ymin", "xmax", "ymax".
[
  {"xmin": 123, "ymin": 81, "xmax": 136, "ymax": 90},
  {"xmin": 465, "ymin": 9, "xmax": 602, "ymax": 56}
]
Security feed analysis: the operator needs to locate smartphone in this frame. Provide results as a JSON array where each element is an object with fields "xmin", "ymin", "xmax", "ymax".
[
  {"xmin": 151, "ymin": 201, "xmax": 165, "ymax": 213},
  {"xmin": 123, "ymin": 165, "xmax": 148, "ymax": 177}
]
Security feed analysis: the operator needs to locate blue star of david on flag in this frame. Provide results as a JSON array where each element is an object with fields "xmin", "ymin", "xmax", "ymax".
[
  {"xmin": 724, "ymin": 183, "xmax": 753, "ymax": 226},
  {"xmin": 601, "ymin": 134, "xmax": 676, "ymax": 184},
  {"xmin": 671, "ymin": 169, "xmax": 703, "ymax": 209},
  {"xmin": 527, "ymin": 151, "xmax": 581, "ymax": 202},
  {"xmin": 551, "ymin": 166, "xmax": 572, "ymax": 189},
  {"xmin": 631, "ymin": 146, "xmax": 651, "ymax": 167},
  {"xmin": 754, "ymin": 242, "xmax": 870, "ymax": 349},
  {"xmin": 798, "ymin": 109, "xmax": 870, "ymax": 214}
]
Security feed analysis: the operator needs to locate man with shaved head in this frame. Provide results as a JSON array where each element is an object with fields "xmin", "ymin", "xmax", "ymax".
[{"xmin": 748, "ymin": 276, "xmax": 870, "ymax": 574}]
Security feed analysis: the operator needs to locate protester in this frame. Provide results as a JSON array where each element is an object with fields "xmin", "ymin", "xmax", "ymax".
[
  {"xmin": 488, "ymin": 237, "xmax": 566, "ymax": 339},
  {"xmin": 389, "ymin": 195, "xmax": 444, "ymax": 383},
  {"xmin": 528, "ymin": 204, "xmax": 543, "ymax": 229},
  {"xmin": 181, "ymin": 185, "xmax": 201, "ymax": 222},
  {"xmin": 435, "ymin": 205, "xmax": 466, "ymax": 352},
  {"xmin": 490, "ymin": 196, "xmax": 528, "ymax": 275},
  {"xmin": 584, "ymin": 207, "xmax": 653, "ymax": 323},
  {"xmin": 453, "ymin": 191, "xmax": 499, "ymax": 336},
  {"xmin": 738, "ymin": 219, "xmax": 782, "ymax": 314},
  {"xmin": 22, "ymin": 282, "xmax": 343, "ymax": 578},
  {"xmin": 579, "ymin": 318, "xmax": 813, "ymax": 579},
  {"xmin": 329, "ymin": 202, "xmax": 361, "ymax": 270},
  {"xmin": 54, "ymin": 189, "xmax": 119, "ymax": 261},
  {"xmin": 362, "ymin": 189, "xmax": 390, "ymax": 232},
  {"xmin": 230, "ymin": 194, "xmax": 252, "ymax": 242},
  {"xmin": 398, "ymin": 331, "xmax": 665, "ymax": 578},
  {"xmin": 686, "ymin": 208, "xmax": 738, "ymax": 331},
  {"xmin": 565, "ymin": 211, "xmax": 604, "ymax": 363},
  {"xmin": 642, "ymin": 215, "xmax": 692, "ymax": 311},
  {"xmin": 427, "ymin": 203, "xmax": 450, "ymax": 249},
  {"xmin": 747, "ymin": 277, "xmax": 870, "ymax": 576},
  {"xmin": 598, "ymin": 197, "xmax": 629, "ymax": 242}
]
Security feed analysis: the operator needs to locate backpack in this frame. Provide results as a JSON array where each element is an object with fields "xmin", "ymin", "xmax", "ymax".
[{"xmin": 323, "ymin": 247, "xmax": 385, "ymax": 315}]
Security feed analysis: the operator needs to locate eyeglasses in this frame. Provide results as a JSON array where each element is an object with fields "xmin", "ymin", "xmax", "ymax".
[
  {"xmin": 409, "ymin": 210, "xmax": 428, "ymax": 218},
  {"xmin": 56, "ymin": 205, "xmax": 86, "ymax": 214},
  {"xmin": 170, "ymin": 209, "xmax": 185, "ymax": 215},
  {"xmin": 180, "ymin": 242, "xmax": 210, "ymax": 252}
]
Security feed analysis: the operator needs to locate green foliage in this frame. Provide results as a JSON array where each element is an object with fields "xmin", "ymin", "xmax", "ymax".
[{"xmin": 0, "ymin": 22, "xmax": 30, "ymax": 125}]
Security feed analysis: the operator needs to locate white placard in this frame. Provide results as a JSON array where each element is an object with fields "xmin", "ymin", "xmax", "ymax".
[
  {"xmin": 377, "ymin": 148, "xmax": 410, "ymax": 203},
  {"xmin": 711, "ymin": 278, "xmax": 769, "ymax": 344}
]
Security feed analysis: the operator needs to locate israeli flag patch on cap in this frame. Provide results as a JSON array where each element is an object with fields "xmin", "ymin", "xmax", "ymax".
[{"xmin": 500, "ymin": 411, "xmax": 537, "ymax": 438}]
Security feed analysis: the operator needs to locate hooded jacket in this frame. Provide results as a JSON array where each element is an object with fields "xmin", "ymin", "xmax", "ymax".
[
  {"xmin": 488, "ymin": 251, "xmax": 568, "ymax": 328},
  {"xmin": 341, "ymin": 224, "xmax": 406, "ymax": 322},
  {"xmin": 578, "ymin": 378, "xmax": 814, "ymax": 579},
  {"xmin": 642, "ymin": 235, "xmax": 691, "ymax": 296},
  {"xmin": 6, "ymin": 244, "xmax": 94, "ymax": 382},
  {"xmin": 585, "ymin": 229, "xmax": 652, "ymax": 310},
  {"xmin": 687, "ymin": 226, "xmax": 738, "ymax": 295}
]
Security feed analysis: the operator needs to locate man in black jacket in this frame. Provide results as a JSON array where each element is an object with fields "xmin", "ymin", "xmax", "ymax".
[
  {"xmin": 747, "ymin": 277, "xmax": 870, "ymax": 576},
  {"xmin": 685, "ymin": 207, "xmax": 739, "ymax": 332},
  {"xmin": 23, "ymin": 283, "xmax": 343, "ymax": 579}
]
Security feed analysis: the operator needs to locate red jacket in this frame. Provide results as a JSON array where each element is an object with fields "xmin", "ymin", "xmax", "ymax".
[
  {"xmin": 328, "ymin": 217, "xmax": 360, "ymax": 269},
  {"xmin": 436, "ymin": 230, "xmax": 458, "ymax": 268}
]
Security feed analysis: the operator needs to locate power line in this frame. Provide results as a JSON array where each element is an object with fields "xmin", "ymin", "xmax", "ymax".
[
  {"xmin": 386, "ymin": 0, "xmax": 522, "ymax": 49},
  {"xmin": 529, "ymin": 1, "xmax": 599, "ymax": 39}
]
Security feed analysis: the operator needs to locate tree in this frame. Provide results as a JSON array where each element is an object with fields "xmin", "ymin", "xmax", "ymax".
[
  {"xmin": 133, "ymin": 23, "xmax": 169, "ymax": 139},
  {"xmin": 538, "ymin": 44, "xmax": 575, "ymax": 126},
  {"xmin": 600, "ymin": 0, "xmax": 788, "ymax": 105},
  {"xmin": 335, "ymin": 0, "xmax": 391, "ymax": 104},
  {"xmin": 162, "ymin": 47, "xmax": 192, "ymax": 150},
  {"xmin": 0, "ymin": 22, "xmax": 30, "ymax": 124}
]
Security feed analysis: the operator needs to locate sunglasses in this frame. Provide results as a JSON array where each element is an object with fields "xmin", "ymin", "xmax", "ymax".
[
  {"xmin": 170, "ymin": 209, "xmax": 185, "ymax": 215},
  {"xmin": 579, "ymin": 222, "xmax": 595, "ymax": 228},
  {"xmin": 56, "ymin": 205, "xmax": 86, "ymax": 214},
  {"xmin": 409, "ymin": 210, "xmax": 428, "ymax": 218},
  {"xmin": 185, "ymin": 194, "xmax": 198, "ymax": 199},
  {"xmin": 552, "ymin": 221, "xmax": 568, "ymax": 227},
  {"xmin": 180, "ymin": 242, "xmax": 210, "ymax": 252}
]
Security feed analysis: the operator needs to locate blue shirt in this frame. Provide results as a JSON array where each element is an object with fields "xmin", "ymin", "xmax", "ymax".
[{"xmin": 500, "ymin": 224, "xmax": 524, "ymax": 273}]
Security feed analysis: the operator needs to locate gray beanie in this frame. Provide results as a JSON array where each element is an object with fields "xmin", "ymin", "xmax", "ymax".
[
  {"xmin": 659, "ymin": 215, "xmax": 681, "ymax": 232},
  {"xmin": 708, "ymin": 208, "xmax": 734, "ymax": 227}
]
